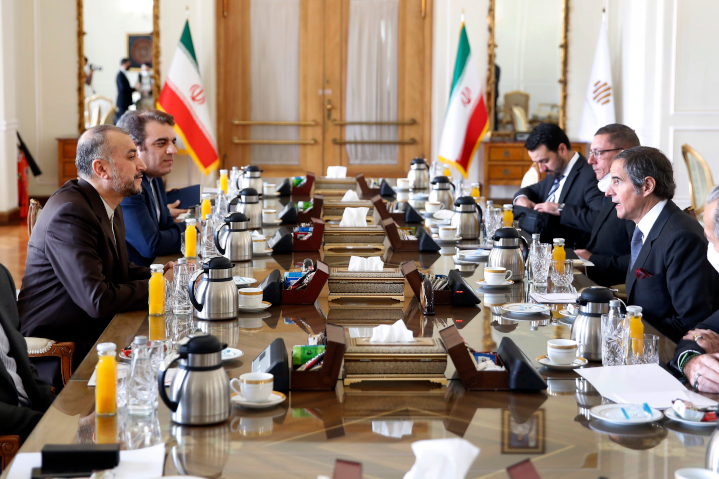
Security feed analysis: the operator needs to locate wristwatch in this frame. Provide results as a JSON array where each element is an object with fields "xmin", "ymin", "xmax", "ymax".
[{"xmin": 558, "ymin": 203, "xmax": 565, "ymax": 213}]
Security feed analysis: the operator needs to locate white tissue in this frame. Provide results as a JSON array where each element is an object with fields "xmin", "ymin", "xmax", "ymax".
[
  {"xmin": 339, "ymin": 207, "xmax": 369, "ymax": 227},
  {"xmin": 403, "ymin": 438, "xmax": 480, "ymax": 479},
  {"xmin": 326, "ymin": 166, "xmax": 347, "ymax": 178},
  {"xmin": 341, "ymin": 189, "xmax": 360, "ymax": 202},
  {"xmin": 348, "ymin": 256, "xmax": 384, "ymax": 271},
  {"xmin": 372, "ymin": 420, "xmax": 414, "ymax": 438},
  {"xmin": 370, "ymin": 319, "xmax": 415, "ymax": 343}
]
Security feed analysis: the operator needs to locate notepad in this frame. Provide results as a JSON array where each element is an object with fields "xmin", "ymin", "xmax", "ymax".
[{"xmin": 166, "ymin": 184, "xmax": 201, "ymax": 209}]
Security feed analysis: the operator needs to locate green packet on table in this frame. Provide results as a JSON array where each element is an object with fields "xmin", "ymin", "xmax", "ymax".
[{"xmin": 293, "ymin": 345, "xmax": 325, "ymax": 367}]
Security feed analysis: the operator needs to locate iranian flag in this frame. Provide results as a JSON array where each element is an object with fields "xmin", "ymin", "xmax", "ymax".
[
  {"xmin": 438, "ymin": 23, "xmax": 488, "ymax": 178},
  {"xmin": 158, "ymin": 20, "xmax": 219, "ymax": 175}
]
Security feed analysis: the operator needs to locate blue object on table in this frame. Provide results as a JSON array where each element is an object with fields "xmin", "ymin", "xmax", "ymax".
[{"xmin": 166, "ymin": 184, "xmax": 201, "ymax": 209}]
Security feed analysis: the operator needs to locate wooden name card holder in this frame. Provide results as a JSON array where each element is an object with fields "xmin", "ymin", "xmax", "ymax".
[
  {"xmin": 297, "ymin": 196, "xmax": 323, "ymax": 223},
  {"xmin": 402, "ymin": 261, "xmax": 479, "ymax": 306},
  {"xmin": 292, "ymin": 171, "xmax": 315, "ymax": 196},
  {"xmin": 356, "ymin": 173, "xmax": 381, "ymax": 197},
  {"xmin": 282, "ymin": 260, "xmax": 330, "ymax": 305},
  {"xmin": 293, "ymin": 217, "xmax": 325, "ymax": 252},
  {"xmin": 315, "ymin": 176, "xmax": 358, "ymax": 196},
  {"xmin": 290, "ymin": 323, "xmax": 346, "ymax": 390},
  {"xmin": 383, "ymin": 218, "xmax": 439, "ymax": 252},
  {"xmin": 372, "ymin": 195, "xmax": 423, "ymax": 224},
  {"xmin": 440, "ymin": 325, "xmax": 547, "ymax": 391}
]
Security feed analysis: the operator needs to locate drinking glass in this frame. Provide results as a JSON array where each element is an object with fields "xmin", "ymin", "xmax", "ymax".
[
  {"xmin": 201, "ymin": 217, "xmax": 220, "ymax": 259},
  {"xmin": 127, "ymin": 337, "xmax": 157, "ymax": 416},
  {"xmin": 116, "ymin": 363, "xmax": 130, "ymax": 408},
  {"xmin": 172, "ymin": 262, "xmax": 193, "ymax": 315},
  {"xmin": 531, "ymin": 244, "xmax": 552, "ymax": 285},
  {"xmin": 601, "ymin": 313, "xmax": 629, "ymax": 366},
  {"xmin": 626, "ymin": 334, "xmax": 660, "ymax": 365},
  {"xmin": 550, "ymin": 260, "xmax": 574, "ymax": 287}
]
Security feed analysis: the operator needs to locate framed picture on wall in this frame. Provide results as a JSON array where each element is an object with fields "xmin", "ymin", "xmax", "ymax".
[
  {"xmin": 501, "ymin": 409, "xmax": 545, "ymax": 454},
  {"xmin": 127, "ymin": 33, "xmax": 153, "ymax": 70}
]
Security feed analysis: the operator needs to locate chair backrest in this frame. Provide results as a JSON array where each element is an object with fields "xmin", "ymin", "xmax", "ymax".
[
  {"xmin": 682, "ymin": 143, "xmax": 715, "ymax": 215},
  {"xmin": 84, "ymin": 95, "xmax": 115, "ymax": 128},
  {"xmin": 520, "ymin": 164, "xmax": 540, "ymax": 188},
  {"xmin": 503, "ymin": 90, "xmax": 530, "ymax": 124},
  {"xmin": 511, "ymin": 105, "xmax": 530, "ymax": 132},
  {"xmin": 27, "ymin": 199, "xmax": 42, "ymax": 237}
]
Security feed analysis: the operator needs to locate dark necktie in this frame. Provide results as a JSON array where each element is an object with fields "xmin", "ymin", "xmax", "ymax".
[
  {"xmin": 546, "ymin": 174, "xmax": 564, "ymax": 202},
  {"xmin": 630, "ymin": 228, "xmax": 644, "ymax": 270}
]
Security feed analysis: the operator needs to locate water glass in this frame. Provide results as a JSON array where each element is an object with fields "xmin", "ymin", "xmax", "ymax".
[
  {"xmin": 201, "ymin": 217, "xmax": 220, "ymax": 259},
  {"xmin": 127, "ymin": 336, "xmax": 158, "ymax": 416},
  {"xmin": 531, "ymin": 244, "xmax": 552, "ymax": 285},
  {"xmin": 601, "ymin": 313, "xmax": 629, "ymax": 366},
  {"xmin": 172, "ymin": 261, "xmax": 194, "ymax": 315},
  {"xmin": 116, "ymin": 363, "xmax": 130, "ymax": 408},
  {"xmin": 550, "ymin": 260, "xmax": 574, "ymax": 287},
  {"xmin": 626, "ymin": 334, "xmax": 660, "ymax": 365}
]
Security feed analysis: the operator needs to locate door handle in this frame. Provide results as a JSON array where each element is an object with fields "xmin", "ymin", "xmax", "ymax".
[{"xmin": 326, "ymin": 99, "xmax": 333, "ymax": 121}]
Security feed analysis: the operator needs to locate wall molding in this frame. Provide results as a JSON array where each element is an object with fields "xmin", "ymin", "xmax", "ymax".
[{"xmin": 0, "ymin": 119, "xmax": 19, "ymax": 131}]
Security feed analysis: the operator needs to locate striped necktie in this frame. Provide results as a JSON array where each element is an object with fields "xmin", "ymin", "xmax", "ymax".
[
  {"xmin": 545, "ymin": 174, "xmax": 564, "ymax": 202},
  {"xmin": 630, "ymin": 228, "xmax": 644, "ymax": 270}
]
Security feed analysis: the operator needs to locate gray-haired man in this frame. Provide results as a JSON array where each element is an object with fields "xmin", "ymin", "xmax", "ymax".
[{"xmin": 17, "ymin": 125, "xmax": 167, "ymax": 382}]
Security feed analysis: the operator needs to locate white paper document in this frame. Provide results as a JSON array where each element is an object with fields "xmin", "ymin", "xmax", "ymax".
[
  {"xmin": 576, "ymin": 364, "xmax": 718, "ymax": 409},
  {"xmin": 529, "ymin": 292, "xmax": 578, "ymax": 304},
  {"xmin": 6, "ymin": 443, "xmax": 165, "ymax": 479}
]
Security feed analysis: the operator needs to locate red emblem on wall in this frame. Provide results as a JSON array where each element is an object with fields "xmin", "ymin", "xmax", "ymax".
[
  {"xmin": 190, "ymin": 84, "xmax": 205, "ymax": 105},
  {"xmin": 460, "ymin": 86, "xmax": 472, "ymax": 107}
]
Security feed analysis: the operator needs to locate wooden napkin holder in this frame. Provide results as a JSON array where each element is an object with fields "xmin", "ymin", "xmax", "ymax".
[
  {"xmin": 297, "ymin": 196, "xmax": 323, "ymax": 223},
  {"xmin": 290, "ymin": 323, "xmax": 346, "ymax": 390},
  {"xmin": 440, "ymin": 325, "xmax": 547, "ymax": 391},
  {"xmin": 292, "ymin": 171, "xmax": 315, "ymax": 196},
  {"xmin": 383, "ymin": 218, "xmax": 439, "ymax": 252},
  {"xmin": 293, "ymin": 217, "xmax": 325, "ymax": 252},
  {"xmin": 372, "ymin": 195, "xmax": 422, "ymax": 224},
  {"xmin": 281, "ymin": 260, "xmax": 330, "ymax": 305},
  {"xmin": 401, "ymin": 261, "xmax": 479, "ymax": 306},
  {"xmin": 356, "ymin": 173, "xmax": 381, "ymax": 197}
]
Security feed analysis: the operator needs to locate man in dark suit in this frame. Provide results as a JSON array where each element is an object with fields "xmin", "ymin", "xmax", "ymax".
[
  {"xmin": 0, "ymin": 263, "xmax": 55, "ymax": 444},
  {"xmin": 117, "ymin": 110, "xmax": 184, "ymax": 267},
  {"xmin": 608, "ymin": 146, "xmax": 718, "ymax": 343},
  {"xmin": 114, "ymin": 58, "xmax": 136, "ymax": 124},
  {"xmin": 18, "ymin": 125, "xmax": 168, "ymax": 372},
  {"xmin": 513, "ymin": 123, "xmax": 604, "ymax": 247},
  {"xmin": 574, "ymin": 124, "xmax": 639, "ymax": 286}
]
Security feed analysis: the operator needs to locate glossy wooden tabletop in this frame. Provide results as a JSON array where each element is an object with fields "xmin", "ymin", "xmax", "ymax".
[{"xmin": 4, "ymin": 191, "xmax": 714, "ymax": 478}]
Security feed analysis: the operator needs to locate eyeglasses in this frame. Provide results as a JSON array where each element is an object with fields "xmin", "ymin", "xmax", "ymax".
[{"xmin": 588, "ymin": 148, "xmax": 624, "ymax": 158}]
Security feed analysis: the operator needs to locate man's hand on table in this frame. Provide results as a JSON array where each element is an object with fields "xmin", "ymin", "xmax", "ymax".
[
  {"xmin": 574, "ymin": 249, "xmax": 592, "ymax": 261},
  {"xmin": 683, "ymin": 329, "xmax": 719, "ymax": 354},
  {"xmin": 513, "ymin": 196, "xmax": 535, "ymax": 209},
  {"xmin": 534, "ymin": 202, "xmax": 561, "ymax": 216},
  {"xmin": 684, "ymin": 354, "xmax": 719, "ymax": 393},
  {"xmin": 164, "ymin": 261, "xmax": 177, "ymax": 282},
  {"xmin": 167, "ymin": 200, "xmax": 188, "ymax": 220}
]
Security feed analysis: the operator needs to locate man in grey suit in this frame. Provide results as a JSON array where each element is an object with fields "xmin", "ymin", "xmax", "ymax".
[{"xmin": 0, "ymin": 263, "xmax": 55, "ymax": 443}]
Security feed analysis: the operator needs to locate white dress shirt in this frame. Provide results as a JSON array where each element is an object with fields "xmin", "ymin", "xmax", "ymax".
[
  {"xmin": 636, "ymin": 199, "xmax": 668, "ymax": 244},
  {"xmin": 0, "ymin": 325, "xmax": 30, "ymax": 406}
]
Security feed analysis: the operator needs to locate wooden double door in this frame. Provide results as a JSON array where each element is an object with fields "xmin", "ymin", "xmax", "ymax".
[{"xmin": 217, "ymin": 0, "xmax": 433, "ymax": 178}]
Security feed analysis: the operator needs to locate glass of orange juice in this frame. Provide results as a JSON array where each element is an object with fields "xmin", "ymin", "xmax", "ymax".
[
  {"xmin": 95, "ymin": 342, "xmax": 117, "ymax": 416},
  {"xmin": 149, "ymin": 264, "xmax": 165, "ymax": 316},
  {"xmin": 185, "ymin": 219, "xmax": 197, "ymax": 259}
]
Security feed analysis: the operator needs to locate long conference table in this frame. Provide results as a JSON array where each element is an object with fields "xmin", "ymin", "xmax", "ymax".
[{"xmin": 3, "ymin": 185, "xmax": 717, "ymax": 478}]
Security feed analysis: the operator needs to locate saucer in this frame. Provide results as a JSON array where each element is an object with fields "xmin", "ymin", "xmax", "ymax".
[
  {"xmin": 232, "ymin": 391, "xmax": 287, "ymax": 409},
  {"xmin": 222, "ymin": 348, "xmax": 244, "ymax": 361},
  {"xmin": 665, "ymin": 408, "xmax": 718, "ymax": 427},
  {"xmin": 432, "ymin": 234, "xmax": 462, "ymax": 242},
  {"xmin": 476, "ymin": 279, "xmax": 514, "ymax": 288},
  {"xmin": 253, "ymin": 248, "xmax": 273, "ymax": 256},
  {"xmin": 558, "ymin": 309, "xmax": 577, "ymax": 317},
  {"xmin": 501, "ymin": 303, "xmax": 550, "ymax": 314},
  {"xmin": 537, "ymin": 355, "xmax": 588, "ymax": 370},
  {"xmin": 233, "ymin": 276, "xmax": 257, "ymax": 287},
  {"xmin": 453, "ymin": 255, "xmax": 485, "ymax": 265},
  {"xmin": 263, "ymin": 219, "xmax": 283, "ymax": 226},
  {"xmin": 263, "ymin": 191, "xmax": 281, "ymax": 198},
  {"xmin": 589, "ymin": 404, "xmax": 663, "ymax": 425},
  {"xmin": 238, "ymin": 301, "xmax": 272, "ymax": 313}
]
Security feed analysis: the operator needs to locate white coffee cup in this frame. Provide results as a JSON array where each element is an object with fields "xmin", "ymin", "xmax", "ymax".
[
  {"xmin": 252, "ymin": 235, "xmax": 267, "ymax": 254},
  {"xmin": 425, "ymin": 202, "xmax": 442, "ymax": 213},
  {"xmin": 439, "ymin": 226, "xmax": 457, "ymax": 240},
  {"xmin": 262, "ymin": 209, "xmax": 277, "ymax": 223},
  {"xmin": 238, "ymin": 287, "xmax": 263, "ymax": 307},
  {"xmin": 397, "ymin": 178, "xmax": 410, "ymax": 189},
  {"xmin": 263, "ymin": 183, "xmax": 276, "ymax": 196},
  {"xmin": 231, "ymin": 372, "xmax": 273, "ymax": 402},
  {"xmin": 484, "ymin": 267, "xmax": 512, "ymax": 284},
  {"xmin": 546, "ymin": 339, "xmax": 578, "ymax": 365}
]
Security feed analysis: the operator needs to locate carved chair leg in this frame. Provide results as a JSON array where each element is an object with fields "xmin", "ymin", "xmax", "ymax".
[{"xmin": 0, "ymin": 435, "xmax": 20, "ymax": 471}]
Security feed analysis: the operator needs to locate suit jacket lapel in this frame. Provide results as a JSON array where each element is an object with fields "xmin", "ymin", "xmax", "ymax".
[
  {"xmin": 78, "ymin": 179, "xmax": 120, "ymax": 261},
  {"xmin": 558, "ymin": 156, "xmax": 585, "ymax": 203},
  {"xmin": 626, "ymin": 200, "xmax": 677, "ymax": 299},
  {"xmin": 589, "ymin": 199, "xmax": 613, "ymax": 245},
  {"xmin": 114, "ymin": 207, "xmax": 130, "ymax": 278},
  {"xmin": 145, "ymin": 177, "xmax": 160, "ymax": 226}
]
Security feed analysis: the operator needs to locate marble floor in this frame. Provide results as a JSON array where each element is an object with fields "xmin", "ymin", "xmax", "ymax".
[{"xmin": 0, "ymin": 223, "xmax": 28, "ymax": 289}]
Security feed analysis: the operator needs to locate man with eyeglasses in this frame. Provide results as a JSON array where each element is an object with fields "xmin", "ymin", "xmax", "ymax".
[
  {"xmin": 573, "ymin": 124, "xmax": 638, "ymax": 286},
  {"xmin": 513, "ymin": 123, "xmax": 603, "ymax": 247}
]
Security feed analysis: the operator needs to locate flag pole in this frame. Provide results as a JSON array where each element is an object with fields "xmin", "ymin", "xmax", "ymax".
[
  {"xmin": 186, "ymin": 6, "xmax": 190, "ymax": 20},
  {"xmin": 461, "ymin": 9, "xmax": 465, "ymax": 24}
]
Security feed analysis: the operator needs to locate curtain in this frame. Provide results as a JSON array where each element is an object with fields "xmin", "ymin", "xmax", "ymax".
[
  {"xmin": 345, "ymin": 0, "xmax": 399, "ymax": 165},
  {"xmin": 250, "ymin": 0, "xmax": 300, "ymax": 165}
]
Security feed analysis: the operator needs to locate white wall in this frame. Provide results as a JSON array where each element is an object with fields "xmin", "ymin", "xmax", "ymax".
[{"xmin": 0, "ymin": 0, "xmax": 19, "ymax": 213}]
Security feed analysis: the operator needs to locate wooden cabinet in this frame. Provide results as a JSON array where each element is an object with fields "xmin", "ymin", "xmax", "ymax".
[
  {"xmin": 57, "ymin": 137, "xmax": 78, "ymax": 187},
  {"xmin": 483, "ymin": 140, "xmax": 587, "ymax": 192}
]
